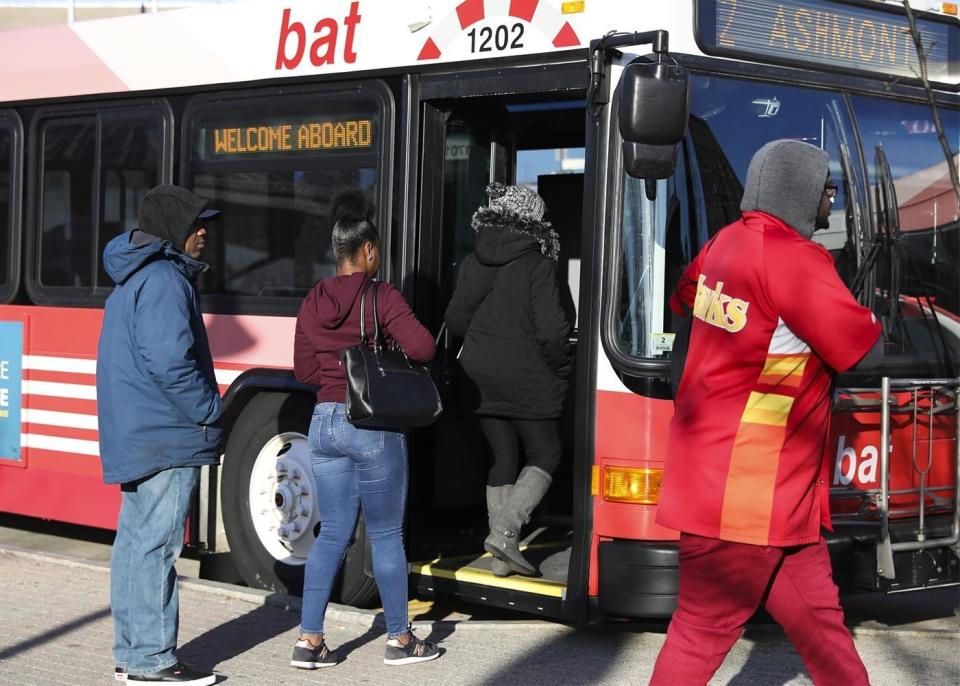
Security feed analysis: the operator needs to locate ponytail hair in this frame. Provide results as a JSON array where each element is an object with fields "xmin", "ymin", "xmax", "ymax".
[{"xmin": 331, "ymin": 190, "xmax": 379, "ymax": 263}]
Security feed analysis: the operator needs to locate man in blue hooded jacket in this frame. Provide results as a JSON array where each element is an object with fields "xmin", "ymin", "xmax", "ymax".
[{"xmin": 98, "ymin": 184, "xmax": 223, "ymax": 686}]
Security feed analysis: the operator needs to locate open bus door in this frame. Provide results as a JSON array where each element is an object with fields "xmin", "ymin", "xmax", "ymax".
[{"xmin": 404, "ymin": 62, "xmax": 590, "ymax": 618}]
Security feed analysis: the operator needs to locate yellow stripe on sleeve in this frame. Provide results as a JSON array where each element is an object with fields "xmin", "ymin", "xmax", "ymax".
[
  {"xmin": 761, "ymin": 354, "xmax": 809, "ymax": 378},
  {"xmin": 741, "ymin": 391, "xmax": 795, "ymax": 426}
]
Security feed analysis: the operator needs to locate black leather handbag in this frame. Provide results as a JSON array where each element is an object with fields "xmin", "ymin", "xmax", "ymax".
[{"xmin": 341, "ymin": 281, "xmax": 443, "ymax": 429}]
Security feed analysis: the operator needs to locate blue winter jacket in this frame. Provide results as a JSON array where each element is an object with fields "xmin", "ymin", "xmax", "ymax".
[{"xmin": 97, "ymin": 230, "xmax": 223, "ymax": 484}]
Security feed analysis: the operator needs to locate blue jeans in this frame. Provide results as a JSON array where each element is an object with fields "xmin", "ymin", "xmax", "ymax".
[
  {"xmin": 111, "ymin": 466, "xmax": 199, "ymax": 675},
  {"xmin": 300, "ymin": 402, "xmax": 410, "ymax": 638}
]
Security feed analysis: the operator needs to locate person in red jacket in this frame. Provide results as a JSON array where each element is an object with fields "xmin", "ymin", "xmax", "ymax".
[
  {"xmin": 650, "ymin": 140, "xmax": 881, "ymax": 685},
  {"xmin": 291, "ymin": 191, "xmax": 440, "ymax": 669}
]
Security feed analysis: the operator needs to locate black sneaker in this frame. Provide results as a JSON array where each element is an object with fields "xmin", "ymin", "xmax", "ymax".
[
  {"xmin": 290, "ymin": 638, "xmax": 339, "ymax": 669},
  {"xmin": 383, "ymin": 631, "xmax": 441, "ymax": 666},
  {"xmin": 122, "ymin": 661, "xmax": 216, "ymax": 685}
]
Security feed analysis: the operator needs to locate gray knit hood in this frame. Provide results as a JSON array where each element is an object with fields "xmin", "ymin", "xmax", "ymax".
[
  {"xmin": 739, "ymin": 140, "xmax": 829, "ymax": 239},
  {"xmin": 470, "ymin": 183, "xmax": 560, "ymax": 260}
]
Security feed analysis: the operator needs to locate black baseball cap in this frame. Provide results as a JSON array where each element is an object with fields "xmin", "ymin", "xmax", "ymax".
[
  {"xmin": 139, "ymin": 184, "xmax": 220, "ymax": 247},
  {"xmin": 197, "ymin": 207, "xmax": 221, "ymax": 221}
]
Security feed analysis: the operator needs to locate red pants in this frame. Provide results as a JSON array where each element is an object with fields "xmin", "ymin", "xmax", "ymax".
[{"xmin": 650, "ymin": 534, "xmax": 869, "ymax": 686}]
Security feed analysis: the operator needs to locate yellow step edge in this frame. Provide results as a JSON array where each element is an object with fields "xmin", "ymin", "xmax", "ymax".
[{"xmin": 410, "ymin": 558, "xmax": 566, "ymax": 598}]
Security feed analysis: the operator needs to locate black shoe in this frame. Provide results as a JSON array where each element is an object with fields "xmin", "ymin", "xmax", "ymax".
[
  {"xmin": 290, "ymin": 639, "xmax": 339, "ymax": 669},
  {"xmin": 383, "ymin": 631, "xmax": 441, "ymax": 666},
  {"xmin": 123, "ymin": 661, "xmax": 216, "ymax": 685}
]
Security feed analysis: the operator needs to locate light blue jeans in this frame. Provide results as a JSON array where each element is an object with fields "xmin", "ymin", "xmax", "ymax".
[
  {"xmin": 111, "ymin": 466, "xmax": 199, "ymax": 675},
  {"xmin": 300, "ymin": 402, "xmax": 410, "ymax": 638}
]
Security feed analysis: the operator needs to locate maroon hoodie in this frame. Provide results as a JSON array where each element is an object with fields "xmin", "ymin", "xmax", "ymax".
[{"xmin": 294, "ymin": 272, "xmax": 435, "ymax": 404}]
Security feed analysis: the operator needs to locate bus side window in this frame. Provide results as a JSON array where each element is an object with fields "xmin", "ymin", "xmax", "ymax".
[
  {"xmin": 39, "ymin": 120, "xmax": 96, "ymax": 288},
  {"xmin": 34, "ymin": 105, "xmax": 166, "ymax": 299},
  {"xmin": 0, "ymin": 117, "xmax": 14, "ymax": 301},
  {"xmin": 97, "ymin": 113, "xmax": 163, "ymax": 288},
  {"xmin": 182, "ymin": 86, "xmax": 390, "ymax": 311}
]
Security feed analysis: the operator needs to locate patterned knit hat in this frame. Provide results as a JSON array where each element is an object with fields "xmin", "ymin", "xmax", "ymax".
[{"xmin": 486, "ymin": 182, "xmax": 546, "ymax": 222}]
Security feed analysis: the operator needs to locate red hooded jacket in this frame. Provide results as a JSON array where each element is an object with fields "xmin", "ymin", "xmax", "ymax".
[
  {"xmin": 294, "ymin": 272, "xmax": 435, "ymax": 404},
  {"xmin": 657, "ymin": 212, "xmax": 880, "ymax": 546}
]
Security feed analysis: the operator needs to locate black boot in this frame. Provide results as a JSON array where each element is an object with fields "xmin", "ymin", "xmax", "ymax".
[
  {"xmin": 485, "ymin": 485, "xmax": 513, "ymax": 577},
  {"xmin": 484, "ymin": 466, "xmax": 552, "ymax": 576}
]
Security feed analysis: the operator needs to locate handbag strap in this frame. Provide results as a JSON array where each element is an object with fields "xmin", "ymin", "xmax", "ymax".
[
  {"xmin": 369, "ymin": 281, "xmax": 386, "ymax": 350},
  {"xmin": 358, "ymin": 280, "xmax": 373, "ymax": 344},
  {"xmin": 358, "ymin": 279, "xmax": 388, "ymax": 350}
]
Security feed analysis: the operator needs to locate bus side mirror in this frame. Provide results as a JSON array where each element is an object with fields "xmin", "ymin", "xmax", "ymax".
[
  {"xmin": 617, "ymin": 59, "xmax": 690, "ymax": 180},
  {"xmin": 622, "ymin": 141, "xmax": 679, "ymax": 183}
]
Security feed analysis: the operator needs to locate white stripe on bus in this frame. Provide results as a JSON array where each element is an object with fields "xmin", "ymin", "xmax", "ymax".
[
  {"xmin": 22, "ymin": 409, "xmax": 99, "ymax": 431},
  {"xmin": 214, "ymin": 368, "xmax": 244, "ymax": 386},
  {"xmin": 23, "ymin": 380, "xmax": 98, "ymax": 400},
  {"xmin": 21, "ymin": 433, "xmax": 100, "ymax": 457},
  {"xmin": 22, "ymin": 355, "xmax": 97, "ymax": 375},
  {"xmin": 20, "ymin": 366, "xmax": 243, "ymax": 391}
]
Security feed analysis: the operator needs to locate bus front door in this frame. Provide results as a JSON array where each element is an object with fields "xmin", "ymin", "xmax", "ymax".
[{"xmin": 406, "ymin": 87, "xmax": 586, "ymax": 618}]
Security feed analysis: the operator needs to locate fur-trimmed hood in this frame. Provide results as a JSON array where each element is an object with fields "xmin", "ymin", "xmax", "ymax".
[{"xmin": 471, "ymin": 206, "xmax": 560, "ymax": 264}]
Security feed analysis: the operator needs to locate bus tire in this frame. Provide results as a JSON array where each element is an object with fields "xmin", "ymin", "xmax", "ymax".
[{"xmin": 220, "ymin": 392, "xmax": 379, "ymax": 607}]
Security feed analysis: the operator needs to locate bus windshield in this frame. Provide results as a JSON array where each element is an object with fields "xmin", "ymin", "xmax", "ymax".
[{"xmin": 615, "ymin": 72, "xmax": 960, "ymax": 372}]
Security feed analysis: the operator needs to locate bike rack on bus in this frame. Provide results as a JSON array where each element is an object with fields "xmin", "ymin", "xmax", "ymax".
[{"xmin": 833, "ymin": 377, "xmax": 960, "ymax": 582}]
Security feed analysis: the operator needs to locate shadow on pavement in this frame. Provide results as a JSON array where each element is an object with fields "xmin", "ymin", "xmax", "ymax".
[
  {"xmin": 177, "ymin": 595, "xmax": 298, "ymax": 670},
  {"xmin": 410, "ymin": 602, "xmax": 465, "ymax": 645},
  {"xmin": 0, "ymin": 606, "xmax": 112, "ymax": 661},
  {"xmin": 334, "ymin": 615, "xmax": 386, "ymax": 660},
  {"xmin": 726, "ymin": 627, "xmax": 805, "ymax": 686},
  {"xmin": 871, "ymin": 630, "xmax": 960, "ymax": 685},
  {"xmin": 475, "ymin": 627, "xmax": 631, "ymax": 686}
]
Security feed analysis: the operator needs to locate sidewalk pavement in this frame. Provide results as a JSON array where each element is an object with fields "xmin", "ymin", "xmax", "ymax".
[{"xmin": 0, "ymin": 546, "xmax": 957, "ymax": 686}]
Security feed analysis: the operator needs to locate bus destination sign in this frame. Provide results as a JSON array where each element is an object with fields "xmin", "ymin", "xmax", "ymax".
[
  {"xmin": 696, "ymin": 0, "xmax": 960, "ymax": 85},
  {"xmin": 207, "ymin": 117, "xmax": 374, "ymax": 157}
]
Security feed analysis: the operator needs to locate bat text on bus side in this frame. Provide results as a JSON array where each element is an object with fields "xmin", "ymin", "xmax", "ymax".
[{"xmin": 275, "ymin": 1, "xmax": 362, "ymax": 70}]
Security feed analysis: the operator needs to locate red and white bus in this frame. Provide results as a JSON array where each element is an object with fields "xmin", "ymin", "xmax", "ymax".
[{"xmin": 0, "ymin": 0, "xmax": 957, "ymax": 622}]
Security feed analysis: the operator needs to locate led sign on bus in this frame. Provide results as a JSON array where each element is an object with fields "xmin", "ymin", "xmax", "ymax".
[
  {"xmin": 209, "ymin": 117, "xmax": 374, "ymax": 157},
  {"xmin": 696, "ymin": 0, "xmax": 960, "ymax": 85}
]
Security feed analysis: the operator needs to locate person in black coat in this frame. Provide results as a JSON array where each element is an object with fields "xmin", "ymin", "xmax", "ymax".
[{"xmin": 445, "ymin": 183, "xmax": 572, "ymax": 576}]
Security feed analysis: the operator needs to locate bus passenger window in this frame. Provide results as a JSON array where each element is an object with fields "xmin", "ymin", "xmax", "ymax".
[
  {"xmin": 0, "ymin": 124, "xmax": 11, "ymax": 293},
  {"xmin": 35, "ymin": 106, "xmax": 166, "ymax": 296},
  {"xmin": 184, "ymin": 91, "xmax": 386, "ymax": 306},
  {"xmin": 97, "ymin": 114, "xmax": 163, "ymax": 287},
  {"xmin": 40, "ymin": 121, "xmax": 96, "ymax": 288}
]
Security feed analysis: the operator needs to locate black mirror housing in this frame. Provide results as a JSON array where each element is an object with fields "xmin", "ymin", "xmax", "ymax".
[
  {"xmin": 617, "ymin": 59, "xmax": 691, "ymax": 146},
  {"xmin": 622, "ymin": 141, "xmax": 679, "ymax": 181}
]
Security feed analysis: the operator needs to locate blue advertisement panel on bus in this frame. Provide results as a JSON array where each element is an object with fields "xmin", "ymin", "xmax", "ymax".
[
  {"xmin": 696, "ymin": 0, "xmax": 960, "ymax": 86},
  {"xmin": 0, "ymin": 321, "xmax": 22, "ymax": 461}
]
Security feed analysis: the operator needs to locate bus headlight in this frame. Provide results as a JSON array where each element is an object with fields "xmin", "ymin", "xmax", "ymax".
[{"xmin": 603, "ymin": 466, "xmax": 663, "ymax": 504}]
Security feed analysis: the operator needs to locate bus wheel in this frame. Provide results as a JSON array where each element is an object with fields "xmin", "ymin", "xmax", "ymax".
[{"xmin": 221, "ymin": 392, "xmax": 379, "ymax": 607}]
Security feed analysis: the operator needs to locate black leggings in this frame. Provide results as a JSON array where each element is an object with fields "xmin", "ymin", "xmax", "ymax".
[{"xmin": 480, "ymin": 417, "xmax": 562, "ymax": 487}]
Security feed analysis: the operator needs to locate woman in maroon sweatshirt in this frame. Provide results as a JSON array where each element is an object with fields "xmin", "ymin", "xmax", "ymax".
[{"xmin": 290, "ymin": 192, "xmax": 439, "ymax": 669}]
